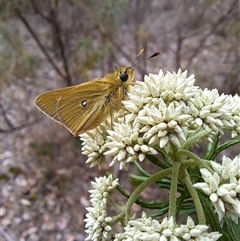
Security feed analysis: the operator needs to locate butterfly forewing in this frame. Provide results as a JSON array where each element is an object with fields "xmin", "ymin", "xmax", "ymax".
[
  {"xmin": 56, "ymin": 91, "xmax": 111, "ymax": 136},
  {"xmin": 35, "ymin": 87, "xmax": 73, "ymax": 123},
  {"xmin": 35, "ymin": 79, "xmax": 119, "ymax": 136}
]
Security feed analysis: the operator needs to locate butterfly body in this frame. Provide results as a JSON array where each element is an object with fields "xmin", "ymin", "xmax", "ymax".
[{"xmin": 35, "ymin": 67, "xmax": 134, "ymax": 136}]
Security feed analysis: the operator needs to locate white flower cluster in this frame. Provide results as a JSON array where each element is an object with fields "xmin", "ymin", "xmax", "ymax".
[
  {"xmin": 84, "ymin": 179, "xmax": 223, "ymax": 241},
  {"xmin": 81, "ymin": 124, "xmax": 109, "ymax": 168},
  {"xmin": 114, "ymin": 213, "xmax": 222, "ymax": 241},
  {"xmin": 188, "ymin": 89, "xmax": 240, "ymax": 138},
  {"xmin": 84, "ymin": 175, "xmax": 119, "ymax": 241},
  {"xmin": 193, "ymin": 155, "xmax": 240, "ymax": 224},
  {"xmin": 228, "ymin": 94, "xmax": 240, "ymax": 138},
  {"xmin": 118, "ymin": 69, "xmax": 197, "ymax": 154},
  {"xmin": 80, "ymin": 69, "xmax": 240, "ymax": 169}
]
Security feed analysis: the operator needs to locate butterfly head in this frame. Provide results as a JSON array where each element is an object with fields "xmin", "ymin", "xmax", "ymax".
[{"xmin": 115, "ymin": 67, "xmax": 134, "ymax": 85}]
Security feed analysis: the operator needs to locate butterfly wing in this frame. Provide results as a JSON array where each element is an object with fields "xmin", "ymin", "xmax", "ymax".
[{"xmin": 35, "ymin": 79, "xmax": 116, "ymax": 136}]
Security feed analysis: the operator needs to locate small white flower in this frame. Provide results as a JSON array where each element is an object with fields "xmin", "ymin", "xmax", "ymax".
[{"xmin": 194, "ymin": 155, "xmax": 240, "ymax": 223}]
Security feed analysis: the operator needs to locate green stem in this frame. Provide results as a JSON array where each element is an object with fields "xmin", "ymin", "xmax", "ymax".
[
  {"xmin": 108, "ymin": 197, "xmax": 123, "ymax": 212},
  {"xmin": 113, "ymin": 167, "xmax": 172, "ymax": 225},
  {"xmin": 182, "ymin": 169, "xmax": 206, "ymax": 224},
  {"xmin": 134, "ymin": 161, "xmax": 151, "ymax": 177},
  {"xmin": 182, "ymin": 129, "xmax": 209, "ymax": 150},
  {"xmin": 178, "ymin": 149, "xmax": 211, "ymax": 171},
  {"xmin": 168, "ymin": 161, "xmax": 181, "ymax": 218}
]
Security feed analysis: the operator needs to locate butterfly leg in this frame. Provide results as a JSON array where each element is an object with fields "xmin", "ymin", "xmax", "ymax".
[
  {"xmin": 118, "ymin": 87, "xmax": 127, "ymax": 123},
  {"xmin": 109, "ymin": 102, "xmax": 114, "ymax": 129}
]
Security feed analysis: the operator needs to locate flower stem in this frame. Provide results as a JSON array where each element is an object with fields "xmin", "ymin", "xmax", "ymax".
[
  {"xmin": 182, "ymin": 129, "xmax": 209, "ymax": 150},
  {"xmin": 178, "ymin": 149, "xmax": 211, "ymax": 171},
  {"xmin": 114, "ymin": 168, "xmax": 172, "ymax": 225},
  {"xmin": 168, "ymin": 161, "xmax": 181, "ymax": 219},
  {"xmin": 182, "ymin": 169, "xmax": 206, "ymax": 224}
]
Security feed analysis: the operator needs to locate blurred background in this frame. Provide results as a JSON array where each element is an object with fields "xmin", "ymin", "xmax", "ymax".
[{"xmin": 1, "ymin": 0, "xmax": 239, "ymax": 240}]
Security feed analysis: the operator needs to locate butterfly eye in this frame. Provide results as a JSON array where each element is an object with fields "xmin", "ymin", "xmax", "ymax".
[{"xmin": 119, "ymin": 72, "xmax": 128, "ymax": 82}]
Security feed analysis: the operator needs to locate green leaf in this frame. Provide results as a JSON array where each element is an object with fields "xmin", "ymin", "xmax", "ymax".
[
  {"xmin": 198, "ymin": 191, "xmax": 221, "ymax": 230},
  {"xmin": 176, "ymin": 192, "xmax": 187, "ymax": 215},
  {"xmin": 204, "ymin": 135, "xmax": 240, "ymax": 161},
  {"xmin": 221, "ymin": 217, "xmax": 240, "ymax": 241},
  {"xmin": 146, "ymin": 154, "xmax": 166, "ymax": 168},
  {"xmin": 160, "ymin": 152, "xmax": 173, "ymax": 167},
  {"xmin": 156, "ymin": 178, "xmax": 185, "ymax": 193},
  {"xmin": 128, "ymin": 174, "xmax": 148, "ymax": 186},
  {"xmin": 204, "ymin": 133, "xmax": 220, "ymax": 160},
  {"xmin": 148, "ymin": 206, "xmax": 169, "ymax": 218},
  {"xmin": 156, "ymin": 178, "xmax": 172, "ymax": 190},
  {"xmin": 215, "ymin": 139, "xmax": 240, "ymax": 159},
  {"xmin": 136, "ymin": 199, "xmax": 169, "ymax": 211},
  {"xmin": 134, "ymin": 161, "xmax": 151, "ymax": 177},
  {"xmin": 188, "ymin": 166, "xmax": 202, "ymax": 184}
]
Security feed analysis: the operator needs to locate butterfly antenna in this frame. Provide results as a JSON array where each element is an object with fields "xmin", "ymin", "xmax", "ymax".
[
  {"xmin": 128, "ymin": 49, "xmax": 145, "ymax": 64},
  {"xmin": 128, "ymin": 51, "xmax": 161, "ymax": 68}
]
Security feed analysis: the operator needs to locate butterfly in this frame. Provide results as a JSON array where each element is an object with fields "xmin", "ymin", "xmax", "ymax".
[{"xmin": 34, "ymin": 52, "xmax": 160, "ymax": 136}]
